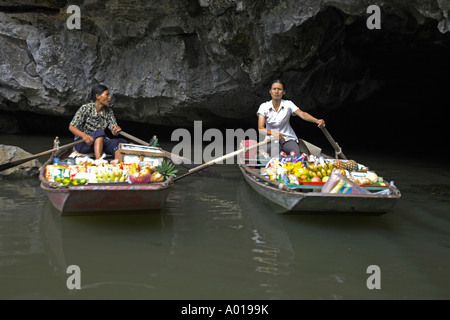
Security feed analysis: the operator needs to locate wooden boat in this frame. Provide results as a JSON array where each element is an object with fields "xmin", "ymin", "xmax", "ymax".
[
  {"xmin": 238, "ymin": 142, "xmax": 401, "ymax": 215},
  {"xmin": 39, "ymin": 145, "xmax": 174, "ymax": 216}
]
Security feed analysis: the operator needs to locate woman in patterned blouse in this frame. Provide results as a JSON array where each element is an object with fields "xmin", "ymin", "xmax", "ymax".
[{"xmin": 69, "ymin": 84, "xmax": 127, "ymax": 164}]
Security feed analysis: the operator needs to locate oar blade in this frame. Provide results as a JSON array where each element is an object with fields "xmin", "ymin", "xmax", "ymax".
[{"xmin": 0, "ymin": 158, "xmax": 38, "ymax": 172}]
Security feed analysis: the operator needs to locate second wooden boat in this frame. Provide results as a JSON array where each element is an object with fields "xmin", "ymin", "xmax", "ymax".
[
  {"xmin": 39, "ymin": 144, "xmax": 174, "ymax": 216},
  {"xmin": 238, "ymin": 141, "xmax": 401, "ymax": 215}
]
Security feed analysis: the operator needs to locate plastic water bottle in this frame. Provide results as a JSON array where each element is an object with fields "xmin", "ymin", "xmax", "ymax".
[
  {"xmin": 288, "ymin": 151, "xmax": 296, "ymax": 163},
  {"xmin": 301, "ymin": 153, "xmax": 308, "ymax": 167},
  {"xmin": 279, "ymin": 151, "xmax": 288, "ymax": 164}
]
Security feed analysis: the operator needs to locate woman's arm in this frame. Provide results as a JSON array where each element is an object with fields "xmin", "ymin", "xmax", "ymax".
[
  {"xmin": 294, "ymin": 109, "xmax": 325, "ymax": 128},
  {"xmin": 69, "ymin": 125, "xmax": 94, "ymax": 145},
  {"xmin": 106, "ymin": 109, "xmax": 121, "ymax": 136}
]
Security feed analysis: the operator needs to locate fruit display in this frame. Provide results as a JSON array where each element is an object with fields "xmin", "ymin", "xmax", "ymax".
[
  {"xmin": 45, "ymin": 157, "xmax": 177, "ymax": 185},
  {"xmin": 263, "ymin": 153, "xmax": 387, "ymax": 188},
  {"xmin": 305, "ymin": 162, "xmax": 333, "ymax": 181}
]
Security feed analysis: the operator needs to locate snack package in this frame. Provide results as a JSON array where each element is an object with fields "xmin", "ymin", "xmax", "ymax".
[
  {"xmin": 45, "ymin": 165, "xmax": 62, "ymax": 182},
  {"xmin": 321, "ymin": 170, "xmax": 370, "ymax": 194}
]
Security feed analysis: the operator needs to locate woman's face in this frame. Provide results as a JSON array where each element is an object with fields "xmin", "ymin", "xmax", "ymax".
[
  {"xmin": 96, "ymin": 90, "xmax": 111, "ymax": 106},
  {"xmin": 269, "ymin": 82, "xmax": 285, "ymax": 100}
]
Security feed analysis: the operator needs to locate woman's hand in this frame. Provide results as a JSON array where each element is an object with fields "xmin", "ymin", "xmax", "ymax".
[
  {"xmin": 272, "ymin": 131, "xmax": 284, "ymax": 141},
  {"xmin": 316, "ymin": 119, "xmax": 325, "ymax": 128},
  {"xmin": 83, "ymin": 133, "xmax": 94, "ymax": 145},
  {"xmin": 112, "ymin": 125, "xmax": 121, "ymax": 136}
]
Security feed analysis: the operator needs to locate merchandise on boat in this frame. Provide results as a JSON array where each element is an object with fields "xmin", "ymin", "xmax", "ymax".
[
  {"xmin": 39, "ymin": 144, "xmax": 177, "ymax": 215},
  {"xmin": 44, "ymin": 155, "xmax": 177, "ymax": 186},
  {"xmin": 239, "ymin": 142, "xmax": 401, "ymax": 215},
  {"xmin": 262, "ymin": 152, "xmax": 387, "ymax": 190}
]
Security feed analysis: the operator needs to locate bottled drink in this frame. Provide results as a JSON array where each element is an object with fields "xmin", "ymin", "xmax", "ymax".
[
  {"xmin": 279, "ymin": 151, "xmax": 288, "ymax": 164},
  {"xmin": 288, "ymin": 151, "xmax": 296, "ymax": 163}
]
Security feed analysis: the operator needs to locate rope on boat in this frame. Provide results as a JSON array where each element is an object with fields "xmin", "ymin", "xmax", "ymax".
[
  {"xmin": 53, "ymin": 136, "xmax": 60, "ymax": 152},
  {"xmin": 334, "ymin": 142, "xmax": 343, "ymax": 159}
]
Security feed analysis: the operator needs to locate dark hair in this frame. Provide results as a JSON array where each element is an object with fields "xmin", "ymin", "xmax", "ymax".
[
  {"xmin": 89, "ymin": 84, "xmax": 108, "ymax": 102},
  {"xmin": 270, "ymin": 79, "xmax": 286, "ymax": 90}
]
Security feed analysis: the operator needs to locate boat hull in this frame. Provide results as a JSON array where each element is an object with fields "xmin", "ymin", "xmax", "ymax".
[
  {"xmin": 240, "ymin": 165, "xmax": 401, "ymax": 215},
  {"xmin": 41, "ymin": 182, "xmax": 172, "ymax": 215}
]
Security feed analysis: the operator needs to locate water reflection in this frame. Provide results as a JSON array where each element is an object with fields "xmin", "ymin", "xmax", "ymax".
[
  {"xmin": 1, "ymin": 154, "xmax": 449, "ymax": 299},
  {"xmin": 236, "ymin": 180, "xmax": 295, "ymax": 299},
  {"xmin": 20, "ymin": 172, "xmax": 299, "ymax": 300},
  {"xmin": 39, "ymin": 202, "xmax": 173, "ymax": 299}
]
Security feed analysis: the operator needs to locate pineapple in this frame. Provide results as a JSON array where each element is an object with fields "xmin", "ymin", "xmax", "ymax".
[
  {"xmin": 344, "ymin": 159, "xmax": 359, "ymax": 172},
  {"xmin": 333, "ymin": 160, "xmax": 345, "ymax": 170},
  {"xmin": 155, "ymin": 158, "xmax": 178, "ymax": 180}
]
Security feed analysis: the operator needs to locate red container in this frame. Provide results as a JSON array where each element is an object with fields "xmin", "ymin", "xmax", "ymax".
[
  {"xmin": 243, "ymin": 140, "xmax": 257, "ymax": 165},
  {"xmin": 302, "ymin": 181, "xmax": 325, "ymax": 186}
]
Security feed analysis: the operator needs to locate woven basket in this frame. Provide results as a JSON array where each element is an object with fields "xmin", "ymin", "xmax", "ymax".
[{"xmin": 129, "ymin": 174, "xmax": 151, "ymax": 184}]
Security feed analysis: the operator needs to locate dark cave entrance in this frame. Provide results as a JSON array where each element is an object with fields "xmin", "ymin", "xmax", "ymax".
[{"xmin": 324, "ymin": 9, "xmax": 450, "ymax": 157}]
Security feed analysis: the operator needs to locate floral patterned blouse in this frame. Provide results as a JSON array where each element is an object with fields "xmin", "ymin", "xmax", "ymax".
[{"xmin": 69, "ymin": 102, "xmax": 118, "ymax": 134}]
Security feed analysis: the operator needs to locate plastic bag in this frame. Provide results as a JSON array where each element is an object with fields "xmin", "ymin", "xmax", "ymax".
[{"xmin": 321, "ymin": 170, "xmax": 370, "ymax": 194}]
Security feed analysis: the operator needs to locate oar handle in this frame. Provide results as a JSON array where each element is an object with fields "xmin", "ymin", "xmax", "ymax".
[
  {"xmin": 196, "ymin": 137, "xmax": 276, "ymax": 169},
  {"xmin": 173, "ymin": 137, "xmax": 276, "ymax": 181},
  {"xmin": 118, "ymin": 130, "xmax": 195, "ymax": 165},
  {"xmin": 118, "ymin": 131, "xmax": 148, "ymax": 146},
  {"xmin": 320, "ymin": 127, "xmax": 347, "ymax": 160}
]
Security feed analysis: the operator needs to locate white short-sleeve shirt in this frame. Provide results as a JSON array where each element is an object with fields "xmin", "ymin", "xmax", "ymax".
[{"xmin": 257, "ymin": 99, "xmax": 299, "ymax": 142}]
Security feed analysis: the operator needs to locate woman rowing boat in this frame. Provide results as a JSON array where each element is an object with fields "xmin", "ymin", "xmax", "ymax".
[
  {"xmin": 69, "ymin": 84, "xmax": 127, "ymax": 164},
  {"xmin": 257, "ymin": 79, "xmax": 325, "ymax": 156}
]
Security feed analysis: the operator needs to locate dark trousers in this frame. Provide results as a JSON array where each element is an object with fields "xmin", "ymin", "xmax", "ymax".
[
  {"xmin": 75, "ymin": 129, "xmax": 127, "ymax": 156},
  {"xmin": 265, "ymin": 139, "xmax": 301, "ymax": 157}
]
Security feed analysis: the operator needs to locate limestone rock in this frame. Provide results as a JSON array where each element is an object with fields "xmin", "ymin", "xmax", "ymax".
[
  {"xmin": 0, "ymin": 144, "xmax": 41, "ymax": 179},
  {"xmin": 0, "ymin": 0, "xmax": 449, "ymax": 131}
]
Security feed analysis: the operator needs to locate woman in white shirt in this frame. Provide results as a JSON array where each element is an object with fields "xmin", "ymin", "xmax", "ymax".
[{"xmin": 257, "ymin": 79, "xmax": 325, "ymax": 156}]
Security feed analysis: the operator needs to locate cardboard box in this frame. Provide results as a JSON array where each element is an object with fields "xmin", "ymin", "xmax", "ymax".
[{"xmin": 118, "ymin": 143, "xmax": 164, "ymax": 166}]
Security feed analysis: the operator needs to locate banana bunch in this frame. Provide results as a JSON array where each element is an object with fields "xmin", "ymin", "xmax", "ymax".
[
  {"xmin": 128, "ymin": 163, "xmax": 140, "ymax": 176},
  {"xmin": 96, "ymin": 168, "xmax": 125, "ymax": 183},
  {"xmin": 306, "ymin": 162, "xmax": 333, "ymax": 179}
]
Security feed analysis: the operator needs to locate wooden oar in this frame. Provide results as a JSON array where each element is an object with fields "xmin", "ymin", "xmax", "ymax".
[
  {"xmin": 172, "ymin": 137, "xmax": 276, "ymax": 182},
  {"xmin": 0, "ymin": 139, "xmax": 83, "ymax": 172},
  {"xmin": 118, "ymin": 130, "xmax": 226, "ymax": 178},
  {"xmin": 320, "ymin": 127, "xmax": 347, "ymax": 160}
]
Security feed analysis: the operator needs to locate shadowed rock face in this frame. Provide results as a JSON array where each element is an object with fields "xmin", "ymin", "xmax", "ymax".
[
  {"xmin": 1, "ymin": 0, "xmax": 450, "ymax": 133},
  {"xmin": 0, "ymin": 144, "xmax": 41, "ymax": 178}
]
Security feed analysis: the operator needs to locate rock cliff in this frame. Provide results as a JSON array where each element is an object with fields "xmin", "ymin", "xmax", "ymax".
[{"xmin": 1, "ymin": 0, "xmax": 449, "ymax": 133}]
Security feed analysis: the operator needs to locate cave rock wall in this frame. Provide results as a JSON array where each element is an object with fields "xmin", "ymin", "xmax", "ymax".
[{"xmin": 0, "ymin": 0, "xmax": 449, "ymax": 130}]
